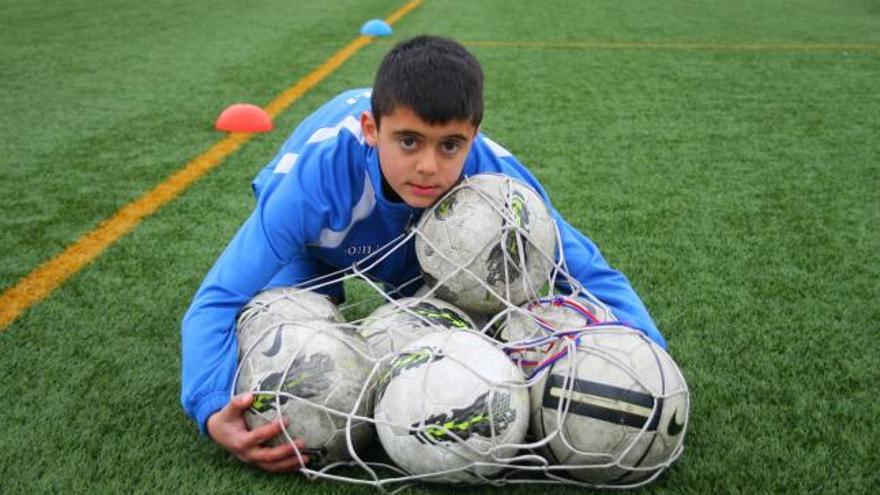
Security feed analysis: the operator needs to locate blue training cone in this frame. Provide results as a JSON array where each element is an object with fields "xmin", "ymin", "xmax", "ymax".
[{"xmin": 360, "ymin": 19, "xmax": 392, "ymax": 37}]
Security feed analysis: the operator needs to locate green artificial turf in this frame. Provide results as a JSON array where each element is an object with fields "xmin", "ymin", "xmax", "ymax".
[{"xmin": 1, "ymin": 0, "xmax": 878, "ymax": 493}]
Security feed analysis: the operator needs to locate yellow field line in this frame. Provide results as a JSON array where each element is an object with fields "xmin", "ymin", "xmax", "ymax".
[
  {"xmin": 461, "ymin": 40, "xmax": 880, "ymax": 52},
  {"xmin": 0, "ymin": 0, "xmax": 423, "ymax": 332}
]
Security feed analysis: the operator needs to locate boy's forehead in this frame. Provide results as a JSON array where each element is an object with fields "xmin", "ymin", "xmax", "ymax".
[{"xmin": 383, "ymin": 106, "xmax": 477, "ymax": 136}]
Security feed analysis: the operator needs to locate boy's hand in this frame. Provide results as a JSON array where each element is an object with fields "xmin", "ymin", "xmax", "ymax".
[{"xmin": 207, "ymin": 393, "xmax": 310, "ymax": 473}]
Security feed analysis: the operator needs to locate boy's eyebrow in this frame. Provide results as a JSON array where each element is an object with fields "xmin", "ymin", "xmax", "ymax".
[
  {"xmin": 391, "ymin": 129, "xmax": 424, "ymax": 138},
  {"xmin": 391, "ymin": 130, "xmax": 470, "ymax": 141}
]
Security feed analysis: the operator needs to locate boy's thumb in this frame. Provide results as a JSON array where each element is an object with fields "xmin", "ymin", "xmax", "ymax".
[{"xmin": 230, "ymin": 392, "xmax": 253, "ymax": 412}]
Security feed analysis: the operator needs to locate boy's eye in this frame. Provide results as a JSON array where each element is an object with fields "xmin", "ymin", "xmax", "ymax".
[
  {"xmin": 400, "ymin": 136, "xmax": 419, "ymax": 150},
  {"xmin": 440, "ymin": 140, "xmax": 461, "ymax": 154}
]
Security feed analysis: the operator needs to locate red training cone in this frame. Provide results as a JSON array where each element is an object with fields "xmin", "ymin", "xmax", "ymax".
[{"xmin": 215, "ymin": 103, "xmax": 273, "ymax": 132}]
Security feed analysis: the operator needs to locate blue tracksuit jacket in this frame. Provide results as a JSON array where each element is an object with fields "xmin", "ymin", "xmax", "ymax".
[{"xmin": 181, "ymin": 88, "xmax": 666, "ymax": 434}]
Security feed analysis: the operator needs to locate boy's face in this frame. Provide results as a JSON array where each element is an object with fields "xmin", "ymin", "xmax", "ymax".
[{"xmin": 361, "ymin": 106, "xmax": 477, "ymax": 209}]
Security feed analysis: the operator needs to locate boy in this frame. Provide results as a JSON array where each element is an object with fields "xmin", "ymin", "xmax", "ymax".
[{"xmin": 181, "ymin": 35, "xmax": 666, "ymax": 473}]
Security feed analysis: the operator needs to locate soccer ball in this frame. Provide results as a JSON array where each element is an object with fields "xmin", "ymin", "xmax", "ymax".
[
  {"xmin": 496, "ymin": 295, "xmax": 615, "ymax": 374},
  {"xmin": 415, "ymin": 174, "xmax": 557, "ymax": 315},
  {"xmin": 358, "ymin": 297, "xmax": 477, "ymax": 359},
  {"xmin": 236, "ymin": 286, "xmax": 343, "ymax": 355},
  {"xmin": 530, "ymin": 325, "xmax": 689, "ymax": 485},
  {"xmin": 374, "ymin": 330, "xmax": 530, "ymax": 483},
  {"xmin": 413, "ymin": 284, "xmax": 490, "ymax": 331},
  {"xmin": 235, "ymin": 319, "xmax": 374, "ymax": 467}
]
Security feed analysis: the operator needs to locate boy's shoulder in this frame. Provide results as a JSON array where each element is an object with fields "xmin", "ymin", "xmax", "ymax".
[
  {"xmin": 466, "ymin": 132, "xmax": 527, "ymax": 176},
  {"xmin": 292, "ymin": 88, "xmax": 373, "ymax": 141},
  {"xmin": 464, "ymin": 132, "xmax": 553, "ymax": 206},
  {"xmin": 253, "ymin": 88, "xmax": 374, "ymax": 193}
]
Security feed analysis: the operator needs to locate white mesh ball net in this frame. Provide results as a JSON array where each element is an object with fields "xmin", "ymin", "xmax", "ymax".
[{"xmin": 231, "ymin": 174, "xmax": 689, "ymax": 491}]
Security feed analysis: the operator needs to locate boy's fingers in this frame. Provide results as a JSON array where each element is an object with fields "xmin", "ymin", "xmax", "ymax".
[
  {"xmin": 245, "ymin": 417, "xmax": 294, "ymax": 447},
  {"xmin": 249, "ymin": 439, "xmax": 307, "ymax": 464},
  {"xmin": 217, "ymin": 393, "xmax": 253, "ymax": 423},
  {"xmin": 228, "ymin": 393, "xmax": 254, "ymax": 413},
  {"xmin": 241, "ymin": 421, "xmax": 281, "ymax": 449},
  {"xmin": 257, "ymin": 453, "xmax": 310, "ymax": 473}
]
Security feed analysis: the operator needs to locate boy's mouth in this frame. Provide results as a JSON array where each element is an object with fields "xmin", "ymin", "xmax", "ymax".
[{"xmin": 408, "ymin": 183, "xmax": 438, "ymax": 197}]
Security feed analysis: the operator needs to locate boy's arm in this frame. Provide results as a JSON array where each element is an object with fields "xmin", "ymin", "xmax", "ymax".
[
  {"xmin": 552, "ymin": 209, "xmax": 667, "ymax": 349},
  {"xmin": 181, "ymin": 145, "xmax": 341, "ymax": 434},
  {"xmin": 473, "ymin": 136, "xmax": 667, "ymax": 348},
  {"xmin": 180, "ymin": 206, "xmax": 290, "ymax": 434}
]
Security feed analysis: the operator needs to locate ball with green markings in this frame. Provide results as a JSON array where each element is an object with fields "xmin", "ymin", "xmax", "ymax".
[
  {"xmin": 358, "ymin": 296, "xmax": 477, "ymax": 360},
  {"xmin": 415, "ymin": 174, "xmax": 557, "ymax": 315},
  {"xmin": 373, "ymin": 330, "xmax": 529, "ymax": 483},
  {"xmin": 235, "ymin": 286, "xmax": 344, "ymax": 357},
  {"xmin": 235, "ymin": 318, "xmax": 374, "ymax": 467}
]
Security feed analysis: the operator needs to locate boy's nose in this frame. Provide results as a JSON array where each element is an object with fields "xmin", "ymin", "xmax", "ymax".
[{"xmin": 416, "ymin": 151, "xmax": 439, "ymax": 175}]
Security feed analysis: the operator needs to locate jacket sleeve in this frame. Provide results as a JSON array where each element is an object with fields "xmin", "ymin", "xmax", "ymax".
[
  {"xmin": 179, "ymin": 143, "xmax": 340, "ymax": 434},
  {"xmin": 181, "ymin": 90, "xmax": 370, "ymax": 434},
  {"xmin": 552, "ymin": 208, "xmax": 666, "ymax": 348},
  {"xmin": 472, "ymin": 135, "xmax": 667, "ymax": 349},
  {"xmin": 179, "ymin": 207, "xmax": 288, "ymax": 435}
]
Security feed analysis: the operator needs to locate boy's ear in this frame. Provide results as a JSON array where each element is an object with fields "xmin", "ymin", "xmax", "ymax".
[{"xmin": 361, "ymin": 111, "xmax": 378, "ymax": 146}]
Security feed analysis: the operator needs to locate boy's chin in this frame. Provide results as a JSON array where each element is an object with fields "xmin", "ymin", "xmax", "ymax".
[{"xmin": 402, "ymin": 196, "xmax": 439, "ymax": 209}]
